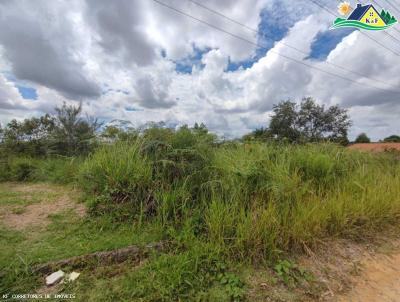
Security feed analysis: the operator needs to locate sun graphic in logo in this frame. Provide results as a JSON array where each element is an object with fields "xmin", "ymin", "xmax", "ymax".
[{"xmin": 338, "ymin": 1, "xmax": 352, "ymax": 16}]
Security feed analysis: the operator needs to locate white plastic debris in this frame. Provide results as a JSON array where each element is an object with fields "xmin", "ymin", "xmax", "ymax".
[
  {"xmin": 45, "ymin": 270, "xmax": 65, "ymax": 286},
  {"xmin": 66, "ymin": 272, "xmax": 80, "ymax": 282}
]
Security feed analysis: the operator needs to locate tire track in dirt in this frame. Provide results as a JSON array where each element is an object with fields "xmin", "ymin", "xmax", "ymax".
[{"xmin": 336, "ymin": 251, "xmax": 400, "ymax": 302}]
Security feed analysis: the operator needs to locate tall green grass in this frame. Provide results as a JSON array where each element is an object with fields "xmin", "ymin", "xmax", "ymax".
[
  {"xmin": 78, "ymin": 135, "xmax": 400, "ymax": 262},
  {"xmin": 0, "ymin": 156, "xmax": 80, "ymax": 183}
]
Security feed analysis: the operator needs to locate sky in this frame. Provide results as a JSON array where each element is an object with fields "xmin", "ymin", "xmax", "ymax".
[{"xmin": 0, "ymin": 0, "xmax": 399, "ymax": 141}]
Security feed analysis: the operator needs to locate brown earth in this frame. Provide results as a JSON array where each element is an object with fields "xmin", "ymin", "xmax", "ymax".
[
  {"xmin": 309, "ymin": 238, "xmax": 400, "ymax": 302},
  {"xmin": 248, "ymin": 237, "xmax": 400, "ymax": 302},
  {"xmin": 1, "ymin": 183, "xmax": 85, "ymax": 230},
  {"xmin": 348, "ymin": 143, "xmax": 400, "ymax": 152},
  {"xmin": 336, "ymin": 251, "xmax": 400, "ymax": 302}
]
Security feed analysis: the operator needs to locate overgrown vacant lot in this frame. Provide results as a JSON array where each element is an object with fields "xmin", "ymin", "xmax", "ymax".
[{"xmin": 1, "ymin": 138, "xmax": 400, "ymax": 301}]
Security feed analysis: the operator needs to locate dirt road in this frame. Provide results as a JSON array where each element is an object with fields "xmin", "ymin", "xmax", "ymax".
[{"xmin": 337, "ymin": 252, "xmax": 400, "ymax": 302}]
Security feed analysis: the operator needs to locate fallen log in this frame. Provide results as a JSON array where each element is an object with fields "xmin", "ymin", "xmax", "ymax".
[{"xmin": 33, "ymin": 242, "xmax": 165, "ymax": 275}]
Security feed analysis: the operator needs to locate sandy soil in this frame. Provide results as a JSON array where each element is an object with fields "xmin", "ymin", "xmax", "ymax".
[
  {"xmin": 1, "ymin": 183, "xmax": 85, "ymax": 230},
  {"xmin": 336, "ymin": 251, "xmax": 400, "ymax": 302},
  {"xmin": 348, "ymin": 143, "xmax": 400, "ymax": 152}
]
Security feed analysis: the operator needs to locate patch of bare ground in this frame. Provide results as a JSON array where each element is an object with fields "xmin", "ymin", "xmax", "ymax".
[
  {"xmin": 9, "ymin": 182, "xmax": 63, "ymax": 194},
  {"xmin": 1, "ymin": 183, "xmax": 85, "ymax": 230},
  {"xmin": 348, "ymin": 143, "xmax": 400, "ymax": 153},
  {"xmin": 247, "ymin": 235, "xmax": 400, "ymax": 302},
  {"xmin": 335, "ymin": 241, "xmax": 400, "ymax": 302}
]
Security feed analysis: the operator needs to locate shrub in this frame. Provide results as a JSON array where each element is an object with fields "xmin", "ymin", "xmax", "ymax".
[
  {"xmin": 354, "ymin": 133, "xmax": 371, "ymax": 143},
  {"xmin": 33, "ymin": 157, "xmax": 81, "ymax": 184},
  {"xmin": 0, "ymin": 157, "xmax": 80, "ymax": 183},
  {"xmin": 9, "ymin": 158, "xmax": 38, "ymax": 181},
  {"xmin": 10, "ymin": 132, "xmax": 395, "ymax": 263},
  {"xmin": 78, "ymin": 141, "xmax": 153, "ymax": 217}
]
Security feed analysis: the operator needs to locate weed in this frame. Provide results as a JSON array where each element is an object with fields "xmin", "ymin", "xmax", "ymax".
[
  {"xmin": 274, "ymin": 259, "xmax": 312, "ymax": 287},
  {"xmin": 217, "ymin": 270, "xmax": 246, "ymax": 301}
]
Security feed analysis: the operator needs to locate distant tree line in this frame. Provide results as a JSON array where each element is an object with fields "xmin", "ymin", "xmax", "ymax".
[
  {"xmin": 1, "ymin": 97, "xmax": 398, "ymax": 158},
  {"xmin": 0, "ymin": 103, "xmax": 101, "ymax": 157},
  {"xmin": 353, "ymin": 133, "xmax": 400, "ymax": 144}
]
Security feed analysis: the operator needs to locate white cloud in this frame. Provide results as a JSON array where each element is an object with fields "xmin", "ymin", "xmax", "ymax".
[
  {"xmin": 0, "ymin": 74, "xmax": 25, "ymax": 110},
  {"xmin": 0, "ymin": 0, "xmax": 399, "ymax": 140}
]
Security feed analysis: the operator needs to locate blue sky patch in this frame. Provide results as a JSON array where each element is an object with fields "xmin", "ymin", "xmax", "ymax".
[
  {"xmin": 125, "ymin": 106, "xmax": 139, "ymax": 112},
  {"xmin": 16, "ymin": 85, "xmax": 38, "ymax": 100},
  {"xmin": 308, "ymin": 28, "xmax": 355, "ymax": 60},
  {"xmin": 174, "ymin": 46, "xmax": 211, "ymax": 74},
  {"xmin": 227, "ymin": 56, "xmax": 259, "ymax": 72},
  {"xmin": 228, "ymin": 1, "xmax": 303, "ymax": 71}
]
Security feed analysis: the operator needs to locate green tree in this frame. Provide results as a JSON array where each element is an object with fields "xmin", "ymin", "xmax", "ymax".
[
  {"xmin": 101, "ymin": 126, "xmax": 121, "ymax": 140},
  {"xmin": 2, "ymin": 115, "xmax": 55, "ymax": 156},
  {"xmin": 243, "ymin": 127, "xmax": 271, "ymax": 142},
  {"xmin": 51, "ymin": 102, "xmax": 101, "ymax": 156},
  {"xmin": 354, "ymin": 133, "xmax": 371, "ymax": 143},
  {"xmin": 383, "ymin": 135, "xmax": 400, "ymax": 143},
  {"xmin": 268, "ymin": 97, "xmax": 351, "ymax": 144},
  {"xmin": 269, "ymin": 100, "xmax": 300, "ymax": 142}
]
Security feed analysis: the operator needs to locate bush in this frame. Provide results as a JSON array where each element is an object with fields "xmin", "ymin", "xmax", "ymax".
[
  {"xmin": 12, "ymin": 160, "xmax": 38, "ymax": 181},
  {"xmin": 354, "ymin": 133, "xmax": 371, "ymax": 143},
  {"xmin": 0, "ymin": 156, "xmax": 79, "ymax": 183},
  {"xmin": 78, "ymin": 141, "xmax": 153, "ymax": 217},
  {"xmin": 383, "ymin": 135, "xmax": 400, "ymax": 143},
  {"xmin": 6, "ymin": 129, "xmax": 399, "ymax": 264},
  {"xmin": 33, "ymin": 157, "xmax": 81, "ymax": 184},
  {"xmin": 202, "ymin": 143, "xmax": 400, "ymax": 260}
]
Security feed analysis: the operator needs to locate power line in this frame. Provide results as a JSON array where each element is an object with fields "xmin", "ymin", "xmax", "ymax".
[
  {"xmin": 187, "ymin": 0, "xmax": 400, "ymax": 91},
  {"xmin": 308, "ymin": 0, "xmax": 400, "ymax": 56},
  {"xmin": 358, "ymin": 0, "xmax": 400, "ymax": 39},
  {"xmin": 367, "ymin": 0, "xmax": 400, "ymax": 36},
  {"xmin": 341, "ymin": 0, "xmax": 400, "ymax": 52},
  {"xmin": 187, "ymin": 0, "xmax": 257, "ymax": 33},
  {"xmin": 153, "ymin": 0, "xmax": 400, "ymax": 95},
  {"xmin": 390, "ymin": 0, "xmax": 400, "ymax": 6},
  {"xmin": 380, "ymin": 0, "xmax": 400, "ymax": 14}
]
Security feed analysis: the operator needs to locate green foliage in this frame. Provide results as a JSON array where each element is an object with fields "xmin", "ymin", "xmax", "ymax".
[
  {"xmin": 0, "ymin": 157, "xmax": 79, "ymax": 183},
  {"xmin": 1, "ymin": 114, "xmax": 55, "ymax": 156},
  {"xmin": 266, "ymin": 97, "xmax": 351, "ymax": 144},
  {"xmin": 0, "ymin": 103, "xmax": 100, "ymax": 157},
  {"xmin": 101, "ymin": 125, "xmax": 139, "ymax": 142},
  {"xmin": 78, "ymin": 141, "xmax": 153, "ymax": 218},
  {"xmin": 355, "ymin": 133, "xmax": 371, "ymax": 143},
  {"xmin": 274, "ymin": 259, "xmax": 311, "ymax": 287},
  {"xmin": 217, "ymin": 269, "xmax": 246, "ymax": 301},
  {"xmin": 11, "ymin": 159, "xmax": 37, "ymax": 181},
  {"xmin": 2, "ymin": 141, "xmax": 400, "ymax": 300},
  {"xmin": 383, "ymin": 135, "xmax": 400, "ymax": 143},
  {"xmin": 79, "ymin": 125, "xmax": 216, "ymax": 220},
  {"xmin": 50, "ymin": 102, "xmax": 101, "ymax": 156},
  {"xmin": 78, "ymin": 138, "xmax": 400, "ymax": 262},
  {"xmin": 269, "ymin": 100, "xmax": 300, "ymax": 142}
]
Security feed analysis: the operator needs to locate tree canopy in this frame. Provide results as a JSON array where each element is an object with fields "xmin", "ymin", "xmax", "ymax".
[
  {"xmin": 1, "ymin": 103, "xmax": 100, "ymax": 157},
  {"xmin": 354, "ymin": 133, "xmax": 371, "ymax": 143},
  {"xmin": 383, "ymin": 135, "xmax": 400, "ymax": 143},
  {"xmin": 265, "ymin": 98, "xmax": 351, "ymax": 144}
]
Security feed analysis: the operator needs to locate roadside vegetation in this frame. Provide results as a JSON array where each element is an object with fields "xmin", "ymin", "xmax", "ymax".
[{"xmin": 1, "ymin": 99, "xmax": 400, "ymax": 301}]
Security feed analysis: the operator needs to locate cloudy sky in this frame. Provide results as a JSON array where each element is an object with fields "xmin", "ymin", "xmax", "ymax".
[{"xmin": 0, "ymin": 0, "xmax": 399, "ymax": 140}]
